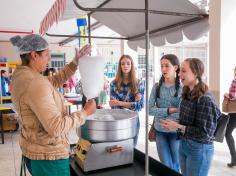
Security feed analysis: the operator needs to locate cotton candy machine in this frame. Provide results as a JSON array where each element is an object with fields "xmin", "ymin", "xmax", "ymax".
[{"xmin": 75, "ymin": 109, "xmax": 138, "ymax": 172}]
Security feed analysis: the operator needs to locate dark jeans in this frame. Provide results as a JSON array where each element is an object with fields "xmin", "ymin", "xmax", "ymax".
[{"xmin": 225, "ymin": 113, "xmax": 236, "ymax": 161}]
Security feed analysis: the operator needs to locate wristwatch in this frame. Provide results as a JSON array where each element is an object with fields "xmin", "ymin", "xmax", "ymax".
[
  {"xmin": 167, "ymin": 108, "xmax": 170, "ymax": 115},
  {"xmin": 177, "ymin": 125, "xmax": 186, "ymax": 134}
]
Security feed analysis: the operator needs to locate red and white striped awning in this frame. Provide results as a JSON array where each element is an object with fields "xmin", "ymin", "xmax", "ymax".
[
  {"xmin": 39, "ymin": 0, "xmax": 66, "ymax": 35},
  {"xmin": 39, "ymin": 0, "xmax": 104, "ymax": 35}
]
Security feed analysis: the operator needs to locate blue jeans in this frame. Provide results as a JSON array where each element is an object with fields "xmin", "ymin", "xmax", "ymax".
[
  {"xmin": 179, "ymin": 139, "xmax": 214, "ymax": 176},
  {"xmin": 155, "ymin": 131, "xmax": 180, "ymax": 172},
  {"xmin": 134, "ymin": 117, "xmax": 140, "ymax": 147}
]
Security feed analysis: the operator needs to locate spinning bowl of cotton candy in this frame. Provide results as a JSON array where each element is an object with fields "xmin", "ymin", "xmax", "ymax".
[{"xmin": 78, "ymin": 109, "xmax": 139, "ymax": 142}]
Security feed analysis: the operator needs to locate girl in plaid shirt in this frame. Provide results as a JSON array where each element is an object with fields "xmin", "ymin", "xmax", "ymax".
[
  {"xmin": 161, "ymin": 58, "xmax": 221, "ymax": 176},
  {"xmin": 109, "ymin": 55, "xmax": 145, "ymax": 146},
  {"xmin": 224, "ymin": 67, "xmax": 236, "ymax": 167}
]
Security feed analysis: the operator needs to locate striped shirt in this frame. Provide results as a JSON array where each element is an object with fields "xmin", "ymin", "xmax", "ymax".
[
  {"xmin": 179, "ymin": 93, "xmax": 221, "ymax": 144},
  {"xmin": 229, "ymin": 78, "xmax": 236, "ymax": 100},
  {"xmin": 149, "ymin": 83, "xmax": 182, "ymax": 132},
  {"xmin": 110, "ymin": 79, "xmax": 145, "ymax": 112}
]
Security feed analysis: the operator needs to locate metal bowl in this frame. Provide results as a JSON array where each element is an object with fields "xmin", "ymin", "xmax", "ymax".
[{"xmin": 77, "ymin": 109, "xmax": 139, "ymax": 142}]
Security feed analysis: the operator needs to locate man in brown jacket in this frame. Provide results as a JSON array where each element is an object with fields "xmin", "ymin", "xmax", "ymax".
[{"xmin": 10, "ymin": 34, "xmax": 96, "ymax": 176}]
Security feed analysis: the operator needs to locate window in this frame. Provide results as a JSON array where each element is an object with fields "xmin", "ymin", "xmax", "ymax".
[{"xmin": 48, "ymin": 53, "xmax": 65, "ymax": 71}]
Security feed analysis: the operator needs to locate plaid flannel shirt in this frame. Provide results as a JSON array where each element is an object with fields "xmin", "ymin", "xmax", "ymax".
[
  {"xmin": 110, "ymin": 79, "xmax": 145, "ymax": 112},
  {"xmin": 179, "ymin": 93, "xmax": 221, "ymax": 144}
]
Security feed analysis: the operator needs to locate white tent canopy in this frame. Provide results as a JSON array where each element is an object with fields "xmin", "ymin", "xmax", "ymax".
[{"xmin": 40, "ymin": 0, "xmax": 209, "ymax": 50}]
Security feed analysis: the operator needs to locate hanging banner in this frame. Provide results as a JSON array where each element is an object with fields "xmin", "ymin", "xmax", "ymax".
[{"xmin": 76, "ymin": 17, "xmax": 87, "ymax": 48}]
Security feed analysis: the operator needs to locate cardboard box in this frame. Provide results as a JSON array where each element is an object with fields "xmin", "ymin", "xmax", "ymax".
[
  {"xmin": 0, "ymin": 113, "xmax": 19, "ymax": 131},
  {"xmin": 0, "ymin": 120, "xmax": 19, "ymax": 131}
]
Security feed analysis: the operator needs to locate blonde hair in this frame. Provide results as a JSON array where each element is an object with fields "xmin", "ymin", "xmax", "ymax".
[{"xmin": 115, "ymin": 55, "xmax": 138, "ymax": 94}]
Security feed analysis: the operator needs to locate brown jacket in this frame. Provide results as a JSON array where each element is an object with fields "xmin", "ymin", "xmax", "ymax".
[{"xmin": 11, "ymin": 62, "xmax": 85, "ymax": 160}]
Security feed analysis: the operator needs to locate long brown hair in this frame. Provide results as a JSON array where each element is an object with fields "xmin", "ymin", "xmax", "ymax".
[
  {"xmin": 115, "ymin": 55, "xmax": 138, "ymax": 94},
  {"xmin": 182, "ymin": 58, "xmax": 208, "ymax": 100}
]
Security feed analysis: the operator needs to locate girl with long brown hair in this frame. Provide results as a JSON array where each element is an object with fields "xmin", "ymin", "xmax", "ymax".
[
  {"xmin": 161, "ymin": 58, "xmax": 221, "ymax": 176},
  {"xmin": 149, "ymin": 54, "xmax": 182, "ymax": 172},
  {"xmin": 109, "ymin": 54, "xmax": 145, "ymax": 146}
]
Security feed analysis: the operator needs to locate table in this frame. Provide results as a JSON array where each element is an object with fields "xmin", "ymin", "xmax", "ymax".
[
  {"xmin": 65, "ymin": 102, "xmax": 73, "ymax": 115},
  {"xmin": 2, "ymin": 96, "xmax": 12, "ymax": 103},
  {"xmin": 64, "ymin": 95, "xmax": 82, "ymax": 114},
  {"xmin": 65, "ymin": 97, "xmax": 82, "ymax": 105},
  {"xmin": 0, "ymin": 103, "xmax": 15, "ymax": 144}
]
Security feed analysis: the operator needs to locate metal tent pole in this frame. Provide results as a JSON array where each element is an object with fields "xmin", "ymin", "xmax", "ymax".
[
  {"xmin": 46, "ymin": 33, "xmax": 128, "ymax": 40},
  {"xmin": 72, "ymin": 0, "xmax": 204, "ymax": 17},
  {"xmin": 145, "ymin": 0, "xmax": 150, "ymax": 175},
  {"xmin": 88, "ymin": 14, "xmax": 91, "ymax": 45}
]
